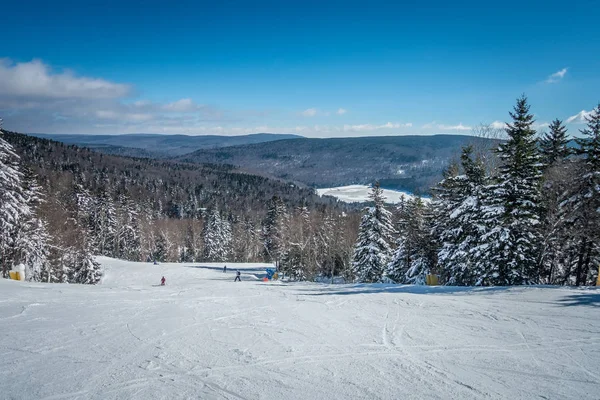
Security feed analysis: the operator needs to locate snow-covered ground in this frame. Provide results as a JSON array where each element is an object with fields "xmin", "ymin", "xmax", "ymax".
[
  {"xmin": 317, "ymin": 185, "xmax": 427, "ymax": 204},
  {"xmin": 2, "ymin": 258, "xmax": 599, "ymax": 400}
]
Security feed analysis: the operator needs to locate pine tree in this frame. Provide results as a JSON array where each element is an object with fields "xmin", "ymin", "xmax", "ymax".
[
  {"xmin": 153, "ymin": 231, "xmax": 169, "ymax": 262},
  {"xmin": 539, "ymin": 119, "xmax": 571, "ymax": 167},
  {"xmin": 220, "ymin": 215, "xmax": 233, "ymax": 261},
  {"xmin": 280, "ymin": 205, "xmax": 313, "ymax": 280},
  {"xmin": 317, "ymin": 211, "xmax": 345, "ymax": 282},
  {"xmin": 94, "ymin": 191, "xmax": 118, "ymax": 257},
  {"xmin": 21, "ymin": 218, "xmax": 52, "ymax": 281},
  {"xmin": 261, "ymin": 196, "xmax": 288, "ymax": 266},
  {"xmin": 387, "ymin": 197, "xmax": 435, "ymax": 284},
  {"xmin": 202, "ymin": 209, "xmax": 231, "ymax": 262},
  {"xmin": 0, "ymin": 122, "xmax": 30, "ymax": 278},
  {"xmin": 17, "ymin": 172, "xmax": 52, "ymax": 281},
  {"xmin": 432, "ymin": 147, "xmax": 486, "ymax": 285},
  {"xmin": 563, "ymin": 104, "xmax": 600, "ymax": 285},
  {"xmin": 352, "ymin": 182, "xmax": 395, "ymax": 283},
  {"xmin": 538, "ymin": 121, "xmax": 573, "ymax": 283},
  {"xmin": 180, "ymin": 222, "xmax": 196, "ymax": 262},
  {"xmin": 115, "ymin": 196, "xmax": 141, "ymax": 261},
  {"xmin": 71, "ymin": 239, "xmax": 103, "ymax": 284},
  {"xmin": 472, "ymin": 95, "xmax": 543, "ymax": 285},
  {"xmin": 232, "ymin": 217, "xmax": 260, "ymax": 262}
]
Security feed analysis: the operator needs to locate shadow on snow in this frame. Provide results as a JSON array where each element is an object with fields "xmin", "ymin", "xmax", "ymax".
[
  {"xmin": 557, "ymin": 291, "xmax": 600, "ymax": 308},
  {"xmin": 293, "ymin": 284, "xmax": 514, "ymax": 297}
]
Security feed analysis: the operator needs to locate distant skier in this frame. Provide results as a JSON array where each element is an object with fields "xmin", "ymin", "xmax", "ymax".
[
  {"xmin": 223, "ymin": 265, "xmax": 227, "ymax": 273},
  {"xmin": 154, "ymin": 259, "xmax": 158, "ymax": 265},
  {"xmin": 160, "ymin": 276, "xmax": 166, "ymax": 286},
  {"xmin": 234, "ymin": 270, "xmax": 241, "ymax": 282}
]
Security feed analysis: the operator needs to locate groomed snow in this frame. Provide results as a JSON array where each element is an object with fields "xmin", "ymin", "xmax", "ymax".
[
  {"xmin": 317, "ymin": 185, "xmax": 428, "ymax": 204},
  {"xmin": 1, "ymin": 258, "xmax": 599, "ymax": 399}
]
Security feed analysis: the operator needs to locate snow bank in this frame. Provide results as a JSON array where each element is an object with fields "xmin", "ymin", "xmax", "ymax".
[{"xmin": 1, "ymin": 258, "xmax": 599, "ymax": 400}]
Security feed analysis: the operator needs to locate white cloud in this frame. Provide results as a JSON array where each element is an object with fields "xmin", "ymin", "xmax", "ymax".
[
  {"xmin": 301, "ymin": 108, "xmax": 318, "ymax": 117},
  {"xmin": 433, "ymin": 123, "xmax": 472, "ymax": 131},
  {"xmin": 163, "ymin": 98, "xmax": 199, "ymax": 112},
  {"xmin": 0, "ymin": 59, "xmax": 130, "ymax": 99},
  {"xmin": 301, "ymin": 108, "xmax": 349, "ymax": 117},
  {"xmin": 545, "ymin": 67, "xmax": 568, "ymax": 84},
  {"xmin": 95, "ymin": 110, "xmax": 153, "ymax": 122},
  {"xmin": 489, "ymin": 120, "xmax": 548, "ymax": 130},
  {"xmin": 95, "ymin": 110, "xmax": 119, "ymax": 119},
  {"xmin": 490, "ymin": 121, "xmax": 507, "ymax": 129},
  {"xmin": 421, "ymin": 122, "xmax": 472, "ymax": 132},
  {"xmin": 566, "ymin": 109, "xmax": 594, "ymax": 124},
  {"xmin": 343, "ymin": 122, "xmax": 412, "ymax": 132}
]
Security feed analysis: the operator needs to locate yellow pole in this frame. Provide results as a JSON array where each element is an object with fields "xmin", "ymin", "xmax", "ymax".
[{"xmin": 596, "ymin": 265, "xmax": 600, "ymax": 287}]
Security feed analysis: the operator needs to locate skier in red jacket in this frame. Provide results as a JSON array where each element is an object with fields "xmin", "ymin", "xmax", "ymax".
[{"xmin": 160, "ymin": 276, "xmax": 166, "ymax": 286}]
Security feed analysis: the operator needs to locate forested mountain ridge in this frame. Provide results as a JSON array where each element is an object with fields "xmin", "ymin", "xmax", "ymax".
[
  {"xmin": 177, "ymin": 134, "xmax": 497, "ymax": 193},
  {"xmin": 31, "ymin": 133, "xmax": 499, "ymax": 194},
  {"xmin": 31, "ymin": 132, "xmax": 303, "ymax": 158},
  {"xmin": 4, "ymin": 131, "xmax": 340, "ymax": 216}
]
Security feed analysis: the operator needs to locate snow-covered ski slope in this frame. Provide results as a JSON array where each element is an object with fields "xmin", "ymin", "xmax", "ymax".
[{"xmin": 1, "ymin": 258, "xmax": 599, "ymax": 400}]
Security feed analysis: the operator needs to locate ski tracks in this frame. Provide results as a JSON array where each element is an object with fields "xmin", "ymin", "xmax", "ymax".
[{"xmin": 380, "ymin": 297, "xmax": 491, "ymax": 398}]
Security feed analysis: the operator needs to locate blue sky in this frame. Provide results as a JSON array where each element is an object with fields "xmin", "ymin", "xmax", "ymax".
[{"xmin": 1, "ymin": 0, "xmax": 598, "ymax": 137}]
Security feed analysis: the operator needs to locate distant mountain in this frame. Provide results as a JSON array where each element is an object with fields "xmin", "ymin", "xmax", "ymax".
[
  {"xmin": 177, "ymin": 135, "xmax": 497, "ymax": 194},
  {"xmin": 4, "ymin": 131, "xmax": 340, "ymax": 218},
  {"xmin": 29, "ymin": 133, "xmax": 303, "ymax": 157}
]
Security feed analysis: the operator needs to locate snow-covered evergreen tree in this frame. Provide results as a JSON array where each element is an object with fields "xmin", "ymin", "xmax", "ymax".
[
  {"xmin": 94, "ymin": 191, "xmax": 118, "ymax": 257},
  {"xmin": 0, "ymin": 121, "xmax": 30, "ymax": 277},
  {"xmin": 115, "ymin": 196, "xmax": 141, "ymax": 261},
  {"xmin": 537, "ymin": 120, "xmax": 573, "ymax": 284},
  {"xmin": 539, "ymin": 119, "xmax": 571, "ymax": 167},
  {"xmin": 202, "ymin": 209, "xmax": 232, "ymax": 262},
  {"xmin": 153, "ymin": 230, "xmax": 169, "ymax": 262},
  {"xmin": 280, "ymin": 205, "xmax": 313, "ymax": 280},
  {"xmin": 180, "ymin": 223, "xmax": 196, "ymax": 262},
  {"xmin": 472, "ymin": 96, "xmax": 543, "ymax": 285},
  {"xmin": 387, "ymin": 197, "xmax": 435, "ymax": 284},
  {"xmin": 70, "ymin": 239, "xmax": 103, "ymax": 284},
  {"xmin": 22, "ymin": 218, "xmax": 52, "ymax": 281},
  {"xmin": 432, "ymin": 147, "xmax": 486, "ymax": 285},
  {"xmin": 561, "ymin": 104, "xmax": 600, "ymax": 285},
  {"xmin": 220, "ymin": 215, "xmax": 233, "ymax": 261},
  {"xmin": 16, "ymin": 172, "xmax": 52, "ymax": 281},
  {"xmin": 261, "ymin": 196, "xmax": 288, "ymax": 265},
  {"xmin": 352, "ymin": 182, "xmax": 395, "ymax": 283}
]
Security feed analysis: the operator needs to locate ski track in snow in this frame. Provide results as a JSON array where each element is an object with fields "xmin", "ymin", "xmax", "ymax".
[{"xmin": 1, "ymin": 257, "xmax": 599, "ymax": 399}]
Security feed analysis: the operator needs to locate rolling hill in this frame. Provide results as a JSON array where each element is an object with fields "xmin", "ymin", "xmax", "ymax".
[
  {"xmin": 30, "ymin": 132, "xmax": 303, "ymax": 157},
  {"xmin": 177, "ymin": 135, "xmax": 496, "ymax": 194}
]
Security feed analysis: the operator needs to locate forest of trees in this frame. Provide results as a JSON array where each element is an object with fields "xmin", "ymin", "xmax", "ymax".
[
  {"xmin": 0, "ymin": 96, "xmax": 598, "ymax": 286},
  {"xmin": 0, "ymin": 125, "xmax": 358, "ymax": 283},
  {"xmin": 353, "ymin": 97, "xmax": 600, "ymax": 286}
]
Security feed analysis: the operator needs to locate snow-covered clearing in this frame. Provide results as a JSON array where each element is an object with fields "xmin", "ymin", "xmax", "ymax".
[
  {"xmin": 1, "ymin": 258, "xmax": 599, "ymax": 400},
  {"xmin": 317, "ymin": 185, "xmax": 427, "ymax": 204}
]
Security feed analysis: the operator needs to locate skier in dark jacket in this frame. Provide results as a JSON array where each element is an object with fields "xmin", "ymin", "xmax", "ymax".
[
  {"xmin": 234, "ymin": 270, "xmax": 241, "ymax": 282},
  {"xmin": 223, "ymin": 265, "xmax": 227, "ymax": 273}
]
